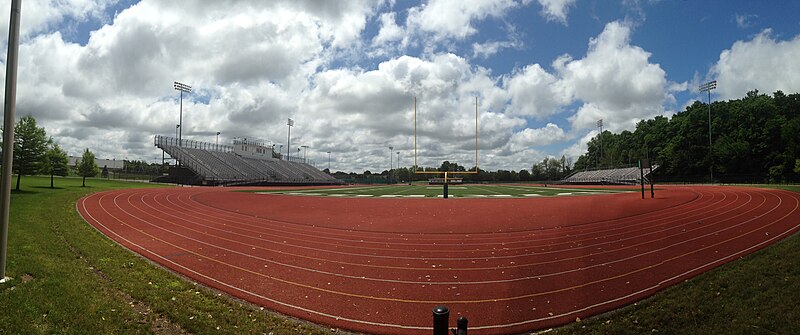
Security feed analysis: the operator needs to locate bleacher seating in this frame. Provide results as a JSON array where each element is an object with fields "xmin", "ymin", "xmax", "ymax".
[
  {"xmin": 154, "ymin": 135, "xmax": 341, "ymax": 185},
  {"xmin": 561, "ymin": 165, "xmax": 658, "ymax": 185}
]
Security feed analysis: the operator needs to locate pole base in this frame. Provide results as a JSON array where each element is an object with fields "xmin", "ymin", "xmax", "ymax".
[{"xmin": 0, "ymin": 276, "xmax": 11, "ymax": 283}]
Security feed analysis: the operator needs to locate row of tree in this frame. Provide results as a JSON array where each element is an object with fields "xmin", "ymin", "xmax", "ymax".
[
  {"xmin": 574, "ymin": 90, "xmax": 800, "ymax": 183},
  {"xmin": 330, "ymin": 156, "xmax": 574, "ymax": 183},
  {"xmin": 3, "ymin": 115, "xmax": 99, "ymax": 189}
]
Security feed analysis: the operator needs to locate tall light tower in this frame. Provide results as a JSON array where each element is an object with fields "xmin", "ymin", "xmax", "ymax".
[
  {"xmin": 301, "ymin": 145, "xmax": 309, "ymax": 162},
  {"xmin": 173, "ymin": 81, "xmax": 192, "ymax": 147},
  {"xmin": 699, "ymin": 80, "xmax": 717, "ymax": 183},
  {"xmin": 286, "ymin": 118, "xmax": 294, "ymax": 159},
  {"xmin": 388, "ymin": 146, "xmax": 393, "ymax": 182},
  {"xmin": 596, "ymin": 119, "xmax": 603, "ymax": 168},
  {"xmin": 396, "ymin": 151, "xmax": 400, "ymax": 181},
  {"xmin": 327, "ymin": 151, "xmax": 331, "ymax": 172}
]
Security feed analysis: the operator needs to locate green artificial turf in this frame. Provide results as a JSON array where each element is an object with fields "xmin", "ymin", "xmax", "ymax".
[{"xmin": 250, "ymin": 184, "xmax": 632, "ymax": 198}]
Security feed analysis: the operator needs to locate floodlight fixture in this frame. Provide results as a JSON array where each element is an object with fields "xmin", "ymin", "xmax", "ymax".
[
  {"xmin": 699, "ymin": 80, "xmax": 717, "ymax": 183},
  {"xmin": 173, "ymin": 81, "xmax": 192, "ymax": 146}
]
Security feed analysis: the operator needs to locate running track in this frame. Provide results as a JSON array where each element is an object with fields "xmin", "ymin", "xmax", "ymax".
[{"xmin": 77, "ymin": 186, "xmax": 800, "ymax": 334}]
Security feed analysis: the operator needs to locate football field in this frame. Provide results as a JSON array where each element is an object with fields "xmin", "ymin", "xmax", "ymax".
[{"xmin": 253, "ymin": 184, "xmax": 632, "ymax": 198}]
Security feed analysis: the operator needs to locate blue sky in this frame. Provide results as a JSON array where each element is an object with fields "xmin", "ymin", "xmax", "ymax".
[{"xmin": 2, "ymin": 0, "xmax": 800, "ymax": 172}]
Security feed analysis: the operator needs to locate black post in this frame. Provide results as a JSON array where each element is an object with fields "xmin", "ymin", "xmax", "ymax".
[
  {"xmin": 443, "ymin": 183, "xmax": 449, "ymax": 199},
  {"xmin": 649, "ymin": 164, "xmax": 654, "ymax": 198},
  {"xmin": 455, "ymin": 316, "xmax": 468, "ymax": 335},
  {"xmin": 639, "ymin": 161, "xmax": 644, "ymax": 199},
  {"xmin": 433, "ymin": 306, "xmax": 449, "ymax": 335}
]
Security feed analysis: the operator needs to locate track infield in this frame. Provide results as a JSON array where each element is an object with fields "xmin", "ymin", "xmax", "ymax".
[{"xmin": 77, "ymin": 185, "xmax": 800, "ymax": 334}]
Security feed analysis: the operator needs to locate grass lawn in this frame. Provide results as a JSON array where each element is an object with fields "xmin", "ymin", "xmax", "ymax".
[
  {"xmin": 250, "ymin": 184, "xmax": 632, "ymax": 198},
  {"xmin": 0, "ymin": 176, "xmax": 330, "ymax": 335},
  {"xmin": 0, "ymin": 177, "xmax": 798, "ymax": 334}
]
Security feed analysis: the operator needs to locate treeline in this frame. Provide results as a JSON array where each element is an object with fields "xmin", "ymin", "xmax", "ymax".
[
  {"xmin": 574, "ymin": 90, "xmax": 800, "ymax": 183},
  {"xmin": 330, "ymin": 156, "xmax": 573, "ymax": 183}
]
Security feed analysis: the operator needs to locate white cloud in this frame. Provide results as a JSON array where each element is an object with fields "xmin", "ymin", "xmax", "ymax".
[
  {"xmin": 733, "ymin": 13, "xmax": 758, "ymax": 29},
  {"xmin": 537, "ymin": 0, "xmax": 575, "ymax": 24},
  {"xmin": 406, "ymin": 0, "xmax": 528, "ymax": 41},
  {"xmin": 373, "ymin": 12, "xmax": 404, "ymax": 45},
  {"xmin": 711, "ymin": 29, "xmax": 800, "ymax": 99},
  {"xmin": 471, "ymin": 25, "xmax": 522, "ymax": 59},
  {"xmin": 504, "ymin": 63, "xmax": 570, "ymax": 118},
  {"xmin": 0, "ymin": 0, "xmax": 116, "ymax": 44},
  {"xmin": 510, "ymin": 123, "xmax": 569, "ymax": 148},
  {"xmin": 556, "ymin": 21, "xmax": 669, "ymax": 132}
]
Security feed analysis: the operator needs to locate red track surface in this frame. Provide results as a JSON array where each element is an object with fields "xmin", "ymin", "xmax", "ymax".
[{"xmin": 77, "ymin": 186, "xmax": 800, "ymax": 334}]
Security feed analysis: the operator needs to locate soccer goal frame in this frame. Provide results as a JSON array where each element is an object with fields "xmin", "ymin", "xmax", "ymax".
[{"xmin": 413, "ymin": 96, "xmax": 479, "ymax": 183}]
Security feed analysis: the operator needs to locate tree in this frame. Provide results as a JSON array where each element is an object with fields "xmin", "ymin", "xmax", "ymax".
[
  {"xmin": 77, "ymin": 148, "xmax": 99, "ymax": 187},
  {"xmin": 42, "ymin": 143, "xmax": 69, "ymax": 188},
  {"xmin": 13, "ymin": 115, "xmax": 49, "ymax": 190}
]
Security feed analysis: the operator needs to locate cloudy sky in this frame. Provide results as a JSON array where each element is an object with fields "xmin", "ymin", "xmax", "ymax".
[{"xmin": 1, "ymin": 0, "xmax": 799, "ymax": 173}]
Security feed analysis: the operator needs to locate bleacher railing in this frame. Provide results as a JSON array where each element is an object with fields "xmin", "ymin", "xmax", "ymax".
[{"xmin": 154, "ymin": 135, "xmax": 234, "ymax": 153}]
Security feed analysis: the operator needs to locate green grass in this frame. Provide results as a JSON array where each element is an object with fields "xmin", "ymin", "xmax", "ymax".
[
  {"xmin": 250, "ymin": 184, "xmax": 632, "ymax": 198},
  {"xmin": 0, "ymin": 176, "xmax": 330, "ymax": 335},
  {"xmin": 1, "ymin": 177, "xmax": 798, "ymax": 334}
]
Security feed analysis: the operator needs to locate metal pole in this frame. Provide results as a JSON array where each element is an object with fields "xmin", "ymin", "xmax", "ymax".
[
  {"xmin": 708, "ymin": 89, "xmax": 713, "ymax": 184},
  {"xmin": 650, "ymin": 164, "xmax": 654, "ymax": 198},
  {"xmin": 179, "ymin": 90, "xmax": 182, "ymax": 146},
  {"xmin": 699, "ymin": 80, "xmax": 716, "ymax": 184},
  {"xmin": 327, "ymin": 151, "xmax": 331, "ymax": 171},
  {"xmin": 1, "ymin": 0, "xmax": 22, "ymax": 282},
  {"xmin": 432, "ymin": 306, "xmax": 449, "ymax": 335},
  {"xmin": 389, "ymin": 146, "xmax": 393, "ymax": 184}
]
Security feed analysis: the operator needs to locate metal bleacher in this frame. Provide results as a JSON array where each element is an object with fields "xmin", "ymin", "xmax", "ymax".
[
  {"xmin": 561, "ymin": 165, "xmax": 658, "ymax": 185},
  {"xmin": 154, "ymin": 135, "xmax": 341, "ymax": 185}
]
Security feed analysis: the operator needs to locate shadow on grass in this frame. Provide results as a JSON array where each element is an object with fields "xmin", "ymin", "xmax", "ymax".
[
  {"xmin": 31, "ymin": 186, "xmax": 66, "ymax": 190},
  {"xmin": 10, "ymin": 189, "xmax": 39, "ymax": 195}
]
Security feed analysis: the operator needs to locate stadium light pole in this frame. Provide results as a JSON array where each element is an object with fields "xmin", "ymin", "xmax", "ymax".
[
  {"xmin": 301, "ymin": 145, "xmax": 309, "ymax": 161},
  {"xmin": 0, "ymin": 0, "xmax": 22, "ymax": 283},
  {"xmin": 327, "ymin": 151, "xmax": 331, "ymax": 172},
  {"xmin": 173, "ymin": 81, "xmax": 192, "ymax": 147},
  {"xmin": 699, "ymin": 80, "xmax": 717, "ymax": 184},
  {"xmin": 216, "ymin": 131, "xmax": 220, "ymax": 146},
  {"xmin": 388, "ymin": 146, "xmax": 393, "ymax": 183},
  {"xmin": 596, "ymin": 119, "xmax": 603, "ymax": 169},
  {"xmin": 286, "ymin": 118, "xmax": 294, "ymax": 159},
  {"xmin": 396, "ymin": 151, "xmax": 400, "ymax": 181}
]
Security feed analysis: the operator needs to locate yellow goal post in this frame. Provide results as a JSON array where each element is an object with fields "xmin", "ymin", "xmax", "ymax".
[{"xmin": 413, "ymin": 96, "xmax": 479, "ymax": 183}]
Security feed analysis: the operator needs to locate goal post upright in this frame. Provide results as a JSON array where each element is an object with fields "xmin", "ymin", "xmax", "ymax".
[{"xmin": 413, "ymin": 96, "xmax": 480, "ymax": 183}]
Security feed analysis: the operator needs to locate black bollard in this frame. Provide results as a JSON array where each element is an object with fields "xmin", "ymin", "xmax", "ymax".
[
  {"xmin": 433, "ymin": 306, "xmax": 449, "ymax": 335},
  {"xmin": 443, "ymin": 183, "xmax": 449, "ymax": 198},
  {"xmin": 455, "ymin": 316, "xmax": 468, "ymax": 335}
]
